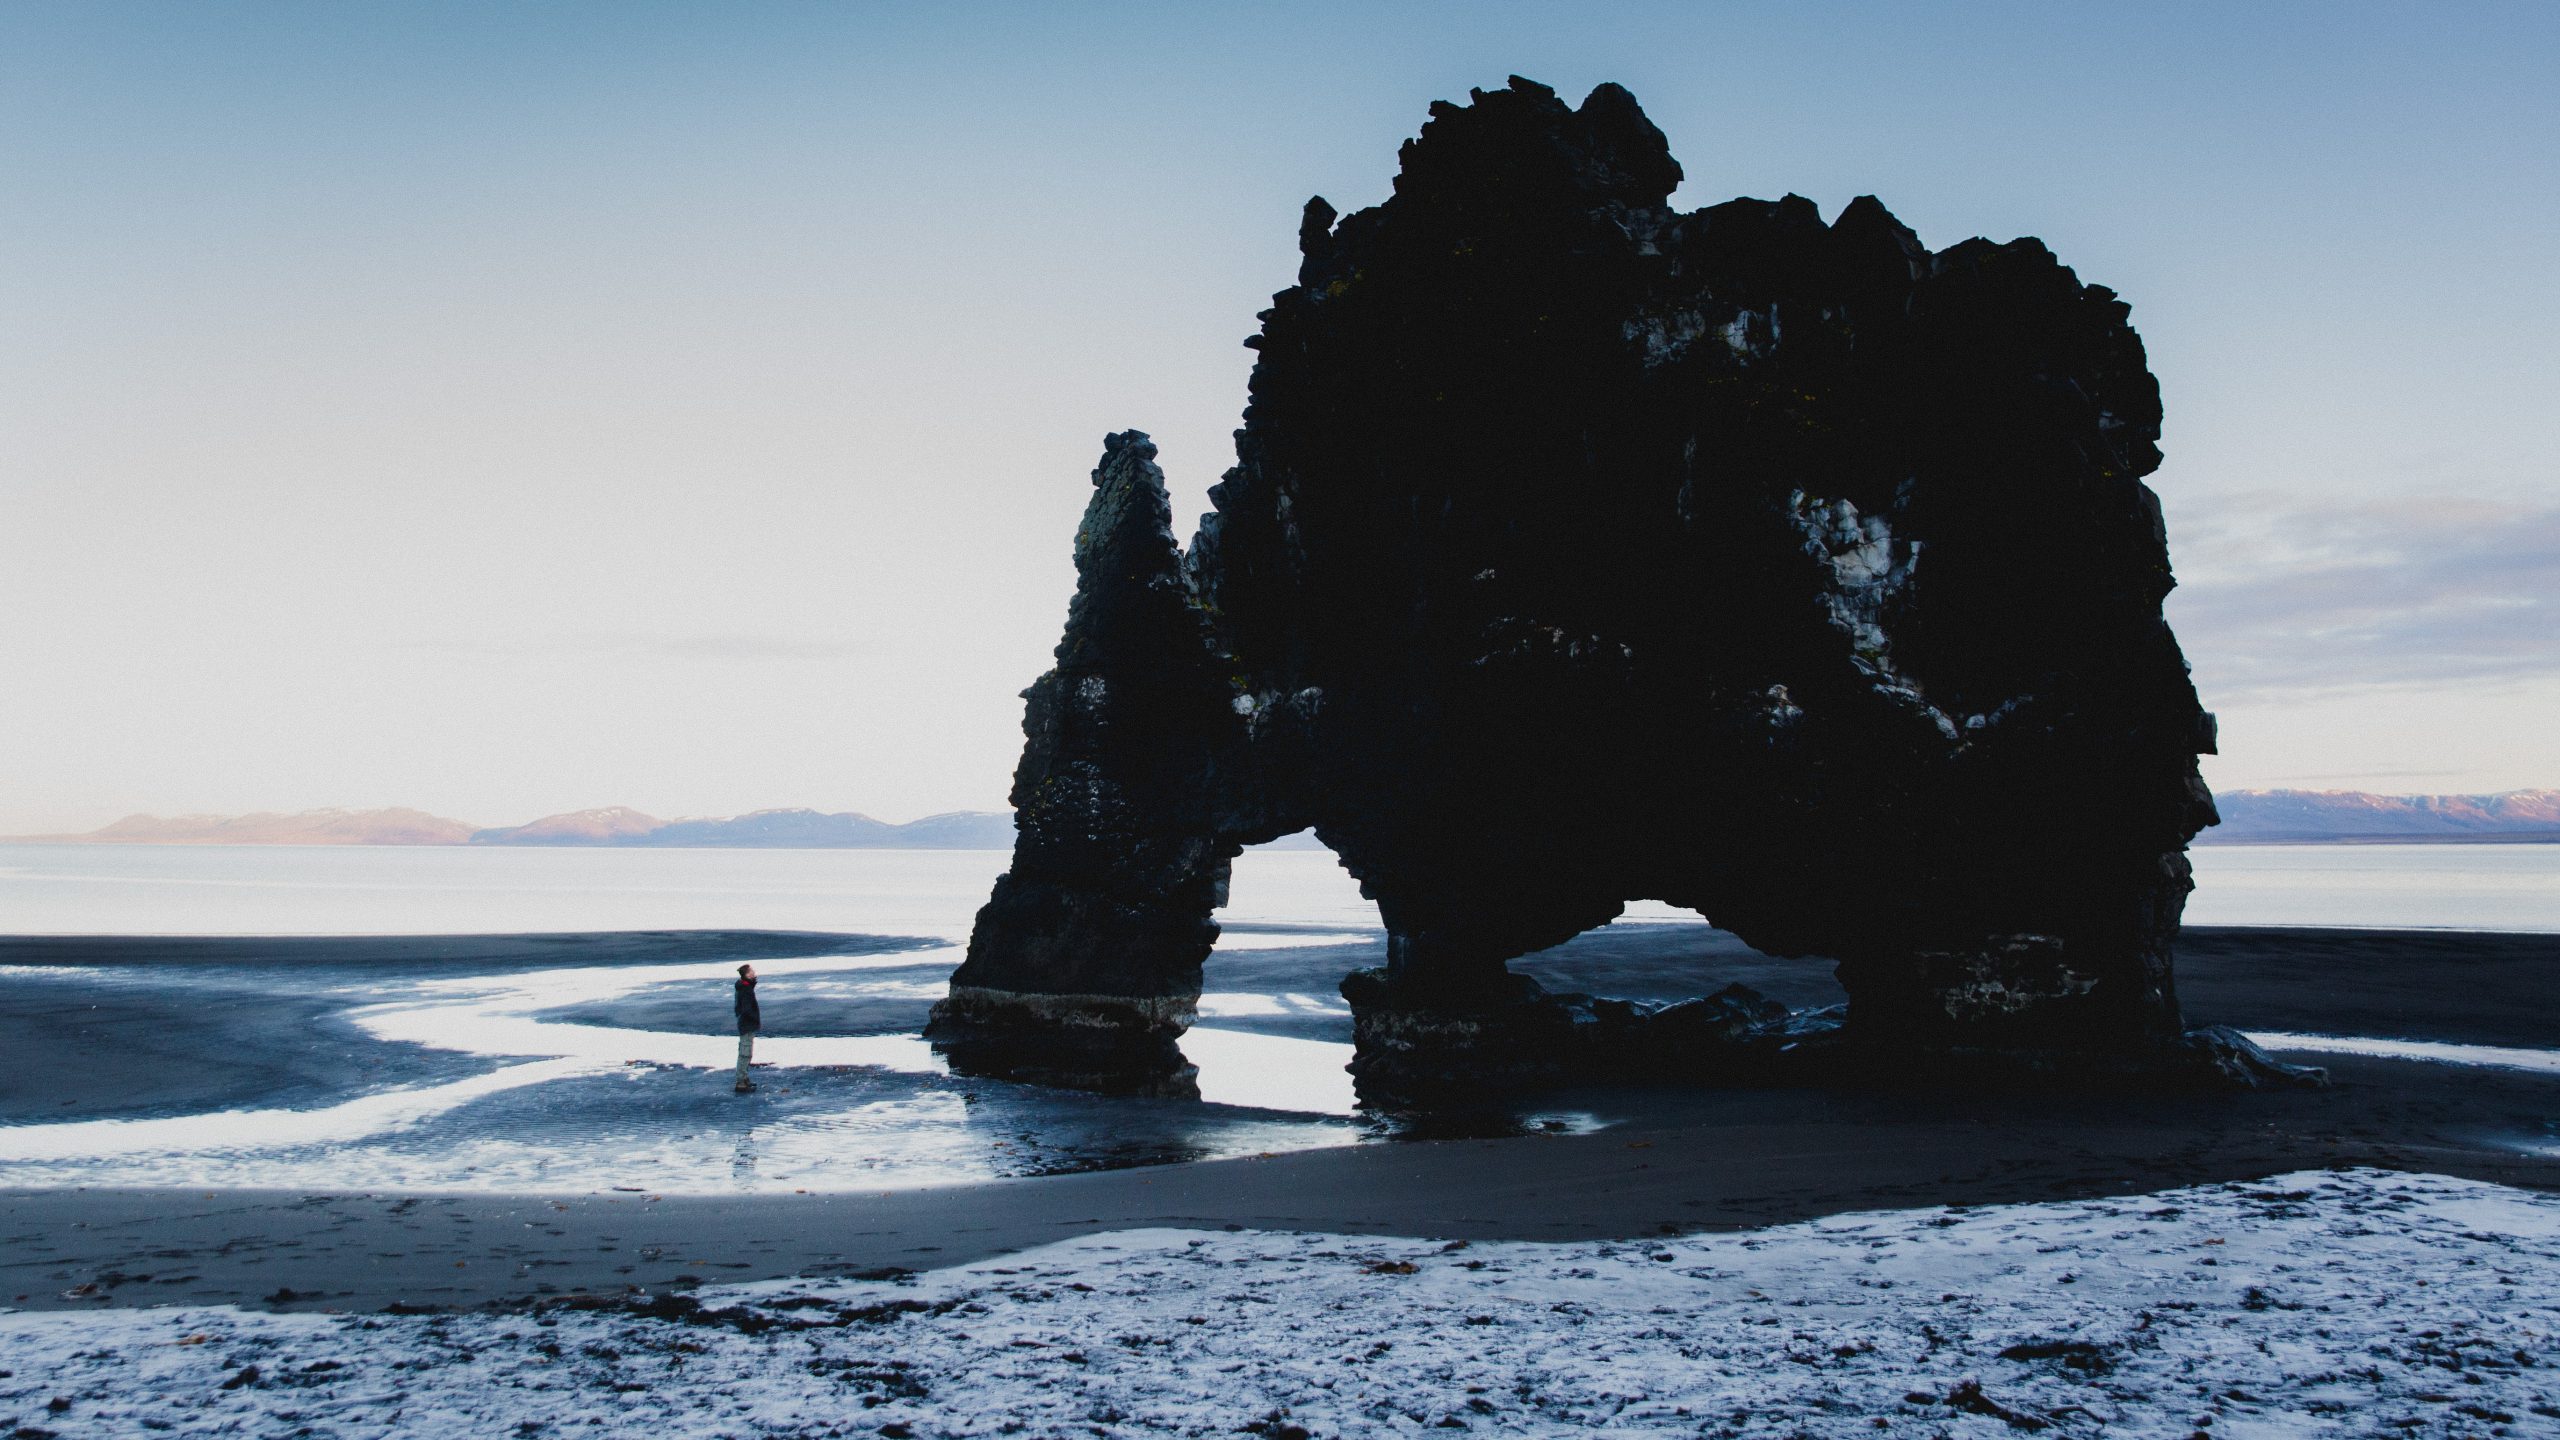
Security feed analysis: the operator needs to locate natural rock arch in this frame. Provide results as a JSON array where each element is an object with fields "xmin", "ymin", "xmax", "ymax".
[{"xmin": 929, "ymin": 77, "xmax": 2260, "ymax": 1097}]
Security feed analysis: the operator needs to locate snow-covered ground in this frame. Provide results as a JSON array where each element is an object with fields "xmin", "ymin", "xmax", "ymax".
[{"xmin": 4, "ymin": 1167, "xmax": 2554, "ymax": 1437}]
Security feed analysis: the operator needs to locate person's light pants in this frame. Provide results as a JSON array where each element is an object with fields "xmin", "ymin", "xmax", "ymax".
[{"xmin": 735, "ymin": 1030, "xmax": 755, "ymax": 1087}]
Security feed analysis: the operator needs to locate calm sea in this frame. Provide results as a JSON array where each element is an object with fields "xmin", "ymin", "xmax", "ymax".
[{"xmin": 0, "ymin": 841, "xmax": 2556, "ymax": 936}]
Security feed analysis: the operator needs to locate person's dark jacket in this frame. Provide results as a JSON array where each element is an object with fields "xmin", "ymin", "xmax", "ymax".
[{"xmin": 734, "ymin": 977, "xmax": 761, "ymax": 1033}]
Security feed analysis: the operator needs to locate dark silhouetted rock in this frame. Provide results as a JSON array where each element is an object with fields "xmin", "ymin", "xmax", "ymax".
[
  {"xmin": 927, "ymin": 433, "xmax": 1250, "ymax": 1094},
  {"xmin": 2164, "ymin": 1026, "xmax": 2328, "ymax": 1089},
  {"xmin": 934, "ymin": 77, "xmax": 2234, "ymax": 1099},
  {"xmin": 1337, "ymin": 972, "xmax": 1830, "ymax": 1103}
]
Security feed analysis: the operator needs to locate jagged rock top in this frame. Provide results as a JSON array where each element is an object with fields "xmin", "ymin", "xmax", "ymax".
[{"xmin": 1199, "ymin": 77, "xmax": 2206, "ymax": 1008}]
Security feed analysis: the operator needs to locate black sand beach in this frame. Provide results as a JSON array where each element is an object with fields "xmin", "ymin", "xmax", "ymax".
[
  {"xmin": 7, "ymin": 1054, "xmax": 2558, "ymax": 1315},
  {"xmin": 2, "ymin": 924, "xmax": 2554, "ymax": 1314}
]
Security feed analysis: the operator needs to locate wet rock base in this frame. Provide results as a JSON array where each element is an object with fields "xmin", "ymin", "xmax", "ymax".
[
  {"xmin": 1340, "ymin": 971, "xmax": 2325, "ymax": 1108},
  {"xmin": 925, "ymin": 987, "xmax": 1203, "ymax": 1100},
  {"xmin": 1339, "ymin": 968, "xmax": 1838, "ymax": 1103}
]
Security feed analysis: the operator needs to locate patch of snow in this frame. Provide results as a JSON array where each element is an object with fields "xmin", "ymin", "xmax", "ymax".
[{"xmin": 5, "ymin": 1168, "xmax": 2554, "ymax": 1436}]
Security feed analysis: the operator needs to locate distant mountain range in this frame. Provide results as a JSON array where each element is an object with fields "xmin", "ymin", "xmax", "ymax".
[
  {"xmin": 22, "ymin": 792, "xmax": 2559, "ymax": 848},
  {"xmin": 2203, "ymin": 789, "xmax": 2560, "ymax": 844},
  {"xmin": 466, "ymin": 807, "xmax": 1024, "ymax": 849},
  {"xmin": 33, "ymin": 807, "xmax": 483, "ymax": 846},
  {"xmin": 12, "ymin": 806, "xmax": 1023, "ymax": 849}
]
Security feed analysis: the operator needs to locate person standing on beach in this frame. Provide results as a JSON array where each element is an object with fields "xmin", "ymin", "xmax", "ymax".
[{"xmin": 733, "ymin": 963, "xmax": 761, "ymax": 1093}]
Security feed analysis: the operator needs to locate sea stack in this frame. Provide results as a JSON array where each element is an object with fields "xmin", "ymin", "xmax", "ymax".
[{"xmin": 932, "ymin": 77, "xmax": 2253, "ymax": 1098}]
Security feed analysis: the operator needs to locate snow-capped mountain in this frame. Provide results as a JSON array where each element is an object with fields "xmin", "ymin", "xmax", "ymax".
[{"xmin": 2205, "ymin": 788, "xmax": 2560, "ymax": 843}]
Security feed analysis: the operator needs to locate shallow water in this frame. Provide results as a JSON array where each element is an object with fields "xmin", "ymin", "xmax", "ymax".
[
  {"xmin": 0, "ymin": 950, "xmax": 1370, "ymax": 1193},
  {"xmin": 2184, "ymin": 842, "xmax": 2560, "ymax": 932},
  {"xmin": 0, "ymin": 842, "xmax": 2552, "ymax": 1194},
  {"xmin": 0, "ymin": 848, "xmax": 1545, "ymax": 1193},
  {"xmin": 2250, "ymin": 1031, "xmax": 2560, "ymax": 1077}
]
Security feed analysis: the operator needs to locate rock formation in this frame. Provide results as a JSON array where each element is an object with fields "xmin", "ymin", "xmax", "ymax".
[{"xmin": 932, "ymin": 77, "xmax": 2272, "ymax": 1098}]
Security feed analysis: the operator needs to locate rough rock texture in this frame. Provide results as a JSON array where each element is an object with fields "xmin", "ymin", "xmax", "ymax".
[
  {"xmin": 928, "ymin": 433, "xmax": 1255, "ymax": 1094},
  {"xmin": 1338, "ymin": 971, "xmax": 1838, "ymax": 1101},
  {"xmin": 933, "ymin": 77, "xmax": 2235, "ymax": 1098}
]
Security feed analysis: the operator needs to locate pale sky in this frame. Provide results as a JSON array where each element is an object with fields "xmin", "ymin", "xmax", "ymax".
[{"xmin": 4, "ymin": 2, "xmax": 2555, "ymax": 832}]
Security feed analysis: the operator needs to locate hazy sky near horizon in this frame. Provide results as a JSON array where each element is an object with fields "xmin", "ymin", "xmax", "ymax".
[{"xmin": 4, "ymin": 1, "xmax": 2556, "ymax": 831}]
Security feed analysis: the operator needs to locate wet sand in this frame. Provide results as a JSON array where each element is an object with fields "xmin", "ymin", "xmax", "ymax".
[
  {"xmin": 1, "ymin": 925, "xmax": 2554, "ymax": 1313},
  {"xmin": 2175, "ymin": 925, "xmax": 2560, "ymax": 1048},
  {"xmin": 7, "ymin": 1054, "xmax": 2558, "ymax": 1313},
  {"xmin": 0, "ymin": 974, "xmax": 483, "ymax": 1122}
]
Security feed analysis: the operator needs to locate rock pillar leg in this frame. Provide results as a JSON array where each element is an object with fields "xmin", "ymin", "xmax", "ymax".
[
  {"xmin": 1831, "ymin": 842, "xmax": 2190, "ymax": 1054},
  {"xmin": 932, "ymin": 844, "xmax": 1228, "ymax": 1095},
  {"xmin": 926, "ymin": 432, "xmax": 1245, "ymax": 1093},
  {"xmin": 1339, "ymin": 888, "xmax": 1630, "ymax": 1104}
]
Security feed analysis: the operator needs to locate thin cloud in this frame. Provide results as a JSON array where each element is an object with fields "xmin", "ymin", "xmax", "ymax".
[{"xmin": 2168, "ymin": 491, "xmax": 2560, "ymax": 703}]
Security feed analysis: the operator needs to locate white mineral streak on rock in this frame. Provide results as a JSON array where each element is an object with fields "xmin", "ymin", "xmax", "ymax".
[
  {"xmin": 1625, "ymin": 301, "xmax": 1780, "ymax": 370},
  {"xmin": 1625, "ymin": 307, "xmax": 1711, "ymax": 368},
  {"xmin": 4, "ymin": 1168, "xmax": 2553, "ymax": 1436},
  {"xmin": 1238, "ymin": 688, "xmax": 1310, "ymax": 738},
  {"xmin": 1789, "ymin": 489, "xmax": 1962, "ymax": 741},
  {"xmin": 1790, "ymin": 490, "xmax": 1906, "ymax": 658},
  {"xmin": 1966, "ymin": 696, "xmax": 2030, "ymax": 731}
]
